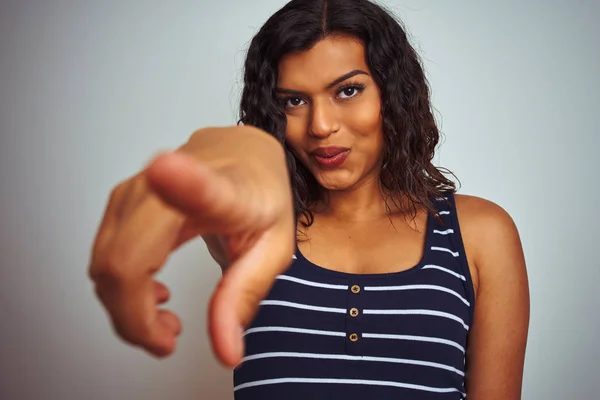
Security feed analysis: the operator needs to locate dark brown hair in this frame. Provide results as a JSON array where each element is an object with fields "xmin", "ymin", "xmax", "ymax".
[{"xmin": 238, "ymin": 0, "xmax": 457, "ymax": 226}]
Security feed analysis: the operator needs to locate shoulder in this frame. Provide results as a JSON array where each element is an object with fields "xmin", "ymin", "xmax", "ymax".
[
  {"xmin": 453, "ymin": 194, "xmax": 525, "ymax": 294},
  {"xmin": 453, "ymin": 194, "xmax": 530, "ymax": 397},
  {"xmin": 453, "ymin": 193, "xmax": 517, "ymax": 229}
]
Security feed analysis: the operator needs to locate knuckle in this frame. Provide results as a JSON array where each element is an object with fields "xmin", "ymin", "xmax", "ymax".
[
  {"xmin": 88, "ymin": 261, "xmax": 107, "ymax": 283},
  {"xmin": 110, "ymin": 310, "xmax": 153, "ymax": 348},
  {"xmin": 91, "ymin": 282, "xmax": 106, "ymax": 302},
  {"xmin": 109, "ymin": 180, "xmax": 128, "ymax": 203},
  {"xmin": 91, "ymin": 225, "xmax": 113, "ymax": 257},
  {"xmin": 110, "ymin": 175, "xmax": 147, "ymax": 209},
  {"xmin": 88, "ymin": 253, "xmax": 130, "ymax": 284},
  {"xmin": 129, "ymin": 174, "xmax": 148, "ymax": 197},
  {"xmin": 112, "ymin": 319, "xmax": 138, "ymax": 344}
]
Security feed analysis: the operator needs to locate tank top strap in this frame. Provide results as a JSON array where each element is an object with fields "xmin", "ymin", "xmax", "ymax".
[{"xmin": 421, "ymin": 193, "xmax": 476, "ymax": 323}]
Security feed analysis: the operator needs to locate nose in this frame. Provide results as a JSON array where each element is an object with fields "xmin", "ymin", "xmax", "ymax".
[{"xmin": 309, "ymin": 98, "xmax": 340, "ymax": 138}]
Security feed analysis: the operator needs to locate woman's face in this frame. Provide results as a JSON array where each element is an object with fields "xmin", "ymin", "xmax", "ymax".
[{"xmin": 277, "ymin": 35, "xmax": 384, "ymax": 192}]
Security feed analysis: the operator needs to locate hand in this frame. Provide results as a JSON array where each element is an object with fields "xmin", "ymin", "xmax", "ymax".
[{"xmin": 88, "ymin": 127, "xmax": 295, "ymax": 367}]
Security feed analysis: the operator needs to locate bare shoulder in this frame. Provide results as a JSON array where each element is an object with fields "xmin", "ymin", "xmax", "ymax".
[
  {"xmin": 454, "ymin": 194, "xmax": 516, "ymax": 229},
  {"xmin": 454, "ymin": 194, "xmax": 521, "ymax": 253},
  {"xmin": 453, "ymin": 194, "xmax": 530, "ymax": 398},
  {"xmin": 453, "ymin": 194, "xmax": 525, "ymax": 296}
]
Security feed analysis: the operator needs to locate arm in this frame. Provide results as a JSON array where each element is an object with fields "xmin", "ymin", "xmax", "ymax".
[
  {"xmin": 89, "ymin": 124, "xmax": 295, "ymax": 366},
  {"xmin": 456, "ymin": 195, "xmax": 530, "ymax": 399}
]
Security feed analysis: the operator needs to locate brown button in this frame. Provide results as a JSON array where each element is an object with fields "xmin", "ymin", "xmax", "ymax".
[
  {"xmin": 349, "ymin": 333, "xmax": 359, "ymax": 342},
  {"xmin": 350, "ymin": 285, "xmax": 361, "ymax": 294},
  {"xmin": 349, "ymin": 308, "xmax": 359, "ymax": 317}
]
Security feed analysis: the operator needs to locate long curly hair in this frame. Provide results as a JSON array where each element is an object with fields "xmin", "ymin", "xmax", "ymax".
[{"xmin": 238, "ymin": 0, "xmax": 457, "ymax": 226}]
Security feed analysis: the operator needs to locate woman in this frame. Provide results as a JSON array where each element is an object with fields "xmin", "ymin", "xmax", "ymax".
[{"xmin": 89, "ymin": 0, "xmax": 529, "ymax": 398}]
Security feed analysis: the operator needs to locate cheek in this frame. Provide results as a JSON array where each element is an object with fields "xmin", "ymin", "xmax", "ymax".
[
  {"xmin": 284, "ymin": 116, "xmax": 308, "ymax": 157},
  {"xmin": 352, "ymin": 106, "xmax": 381, "ymax": 133},
  {"xmin": 344, "ymin": 96, "xmax": 384, "ymax": 148}
]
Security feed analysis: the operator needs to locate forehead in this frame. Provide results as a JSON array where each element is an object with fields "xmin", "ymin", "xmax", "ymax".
[{"xmin": 277, "ymin": 35, "xmax": 370, "ymax": 89}]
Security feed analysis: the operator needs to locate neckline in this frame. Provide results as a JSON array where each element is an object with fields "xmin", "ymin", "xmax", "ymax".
[{"xmin": 294, "ymin": 210, "xmax": 434, "ymax": 280}]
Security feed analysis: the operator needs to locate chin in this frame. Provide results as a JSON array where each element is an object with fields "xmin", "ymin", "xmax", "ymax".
[{"xmin": 313, "ymin": 169, "xmax": 357, "ymax": 191}]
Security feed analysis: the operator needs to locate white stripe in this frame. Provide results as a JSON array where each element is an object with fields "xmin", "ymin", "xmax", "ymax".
[
  {"xmin": 431, "ymin": 246, "xmax": 459, "ymax": 257},
  {"xmin": 244, "ymin": 326, "xmax": 346, "ymax": 338},
  {"xmin": 362, "ymin": 333, "xmax": 465, "ymax": 353},
  {"xmin": 422, "ymin": 264, "xmax": 466, "ymax": 281},
  {"xmin": 260, "ymin": 300, "xmax": 346, "ymax": 314},
  {"xmin": 241, "ymin": 352, "xmax": 464, "ymax": 377},
  {"xmin": 292, "ymin": 254, "xmax": 297, "ymax": 259},
  {"xmin": 364, "ymin": 284, "xmax": 469, "ymax": 306},
  {"xmin": 234, "ymin": 377, "xmax": 464, "ymax": 394},
  {"xmin": 439, "ymin": 211, "xmax": 451, "ymax": 215},
  {"xmin": 243, "ymin": 327, "xmax": 466, "ymax": 353},
  {"xmin": 276, "ymin": 275, "xmax": 348, "ymax": 290},
  {"xmin": 433, "ymin": 229, "xmax": 454, "ymax": 235},
  {"xmin": 363, "ymin": 309, "xmax": 469, "ymax": 330}
]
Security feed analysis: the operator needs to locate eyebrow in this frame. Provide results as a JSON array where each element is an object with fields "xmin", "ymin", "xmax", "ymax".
[{"xmin": 276, "ymin": 69, "xmax": 370, "ymax": 95}]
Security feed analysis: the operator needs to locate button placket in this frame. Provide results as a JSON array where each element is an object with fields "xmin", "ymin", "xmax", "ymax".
[{"xmin": 345, "ymin": 279, "xmax": 363, "ymax": 354}]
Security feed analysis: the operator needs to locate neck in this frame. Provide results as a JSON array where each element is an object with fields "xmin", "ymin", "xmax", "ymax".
[{"xmin": 316, "ymin": 176, "xmax": 394, "ymax": 223}]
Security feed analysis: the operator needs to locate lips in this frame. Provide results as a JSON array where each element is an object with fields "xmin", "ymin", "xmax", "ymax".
[
  {"xmin": 309, "ymin": 146, "xmax": 350, "ymax": 169},
  {"xmin": 310, "ymin": 146, "xmax": 350, "ymax": 158}
]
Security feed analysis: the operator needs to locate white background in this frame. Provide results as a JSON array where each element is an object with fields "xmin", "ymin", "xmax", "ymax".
[{"xmin": 1, "ymin": 0, "xmax": 598, "ymax": 398}]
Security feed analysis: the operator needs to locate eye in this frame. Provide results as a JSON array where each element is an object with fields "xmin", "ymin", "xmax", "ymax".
[
  {"xmin": 285, "ymin": 97, "xmax": 306, "ymax": 108},
  {"xmin": 337, "ymin": 84, "xmax": 365, "ymax": 100}
]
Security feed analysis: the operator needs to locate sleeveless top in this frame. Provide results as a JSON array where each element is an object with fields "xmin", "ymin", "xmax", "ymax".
[{"xmin": 233, "ymin": 194, "xmax": 475, "ymax": 399}]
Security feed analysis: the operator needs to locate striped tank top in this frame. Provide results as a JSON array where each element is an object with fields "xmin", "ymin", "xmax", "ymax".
[{"xmin": 233, "ymin": 194, "xmax": 475, "ymax": 399}]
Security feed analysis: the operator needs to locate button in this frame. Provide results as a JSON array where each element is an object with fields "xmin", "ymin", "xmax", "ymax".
[
  {"xmin": 349, "ymin": 333, "xmax": 359, "ymax": 342},
  {"xmin": 349, "ymin": 308, "xmax": 359, "ymax": 317},
  {"xmin": 350, "ymin": 285, "xmax": 361, "ymax": 294}
]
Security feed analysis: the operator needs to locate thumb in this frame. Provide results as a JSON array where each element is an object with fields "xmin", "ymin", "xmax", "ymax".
[{"xmin": 208, "ymin": 224, "xmax": 295, "ymax": 368}]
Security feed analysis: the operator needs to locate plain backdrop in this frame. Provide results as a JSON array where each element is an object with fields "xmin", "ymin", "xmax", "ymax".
[{"xmin": 1, "ymin": 0, "xmax": 599, "ymax": 399}]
